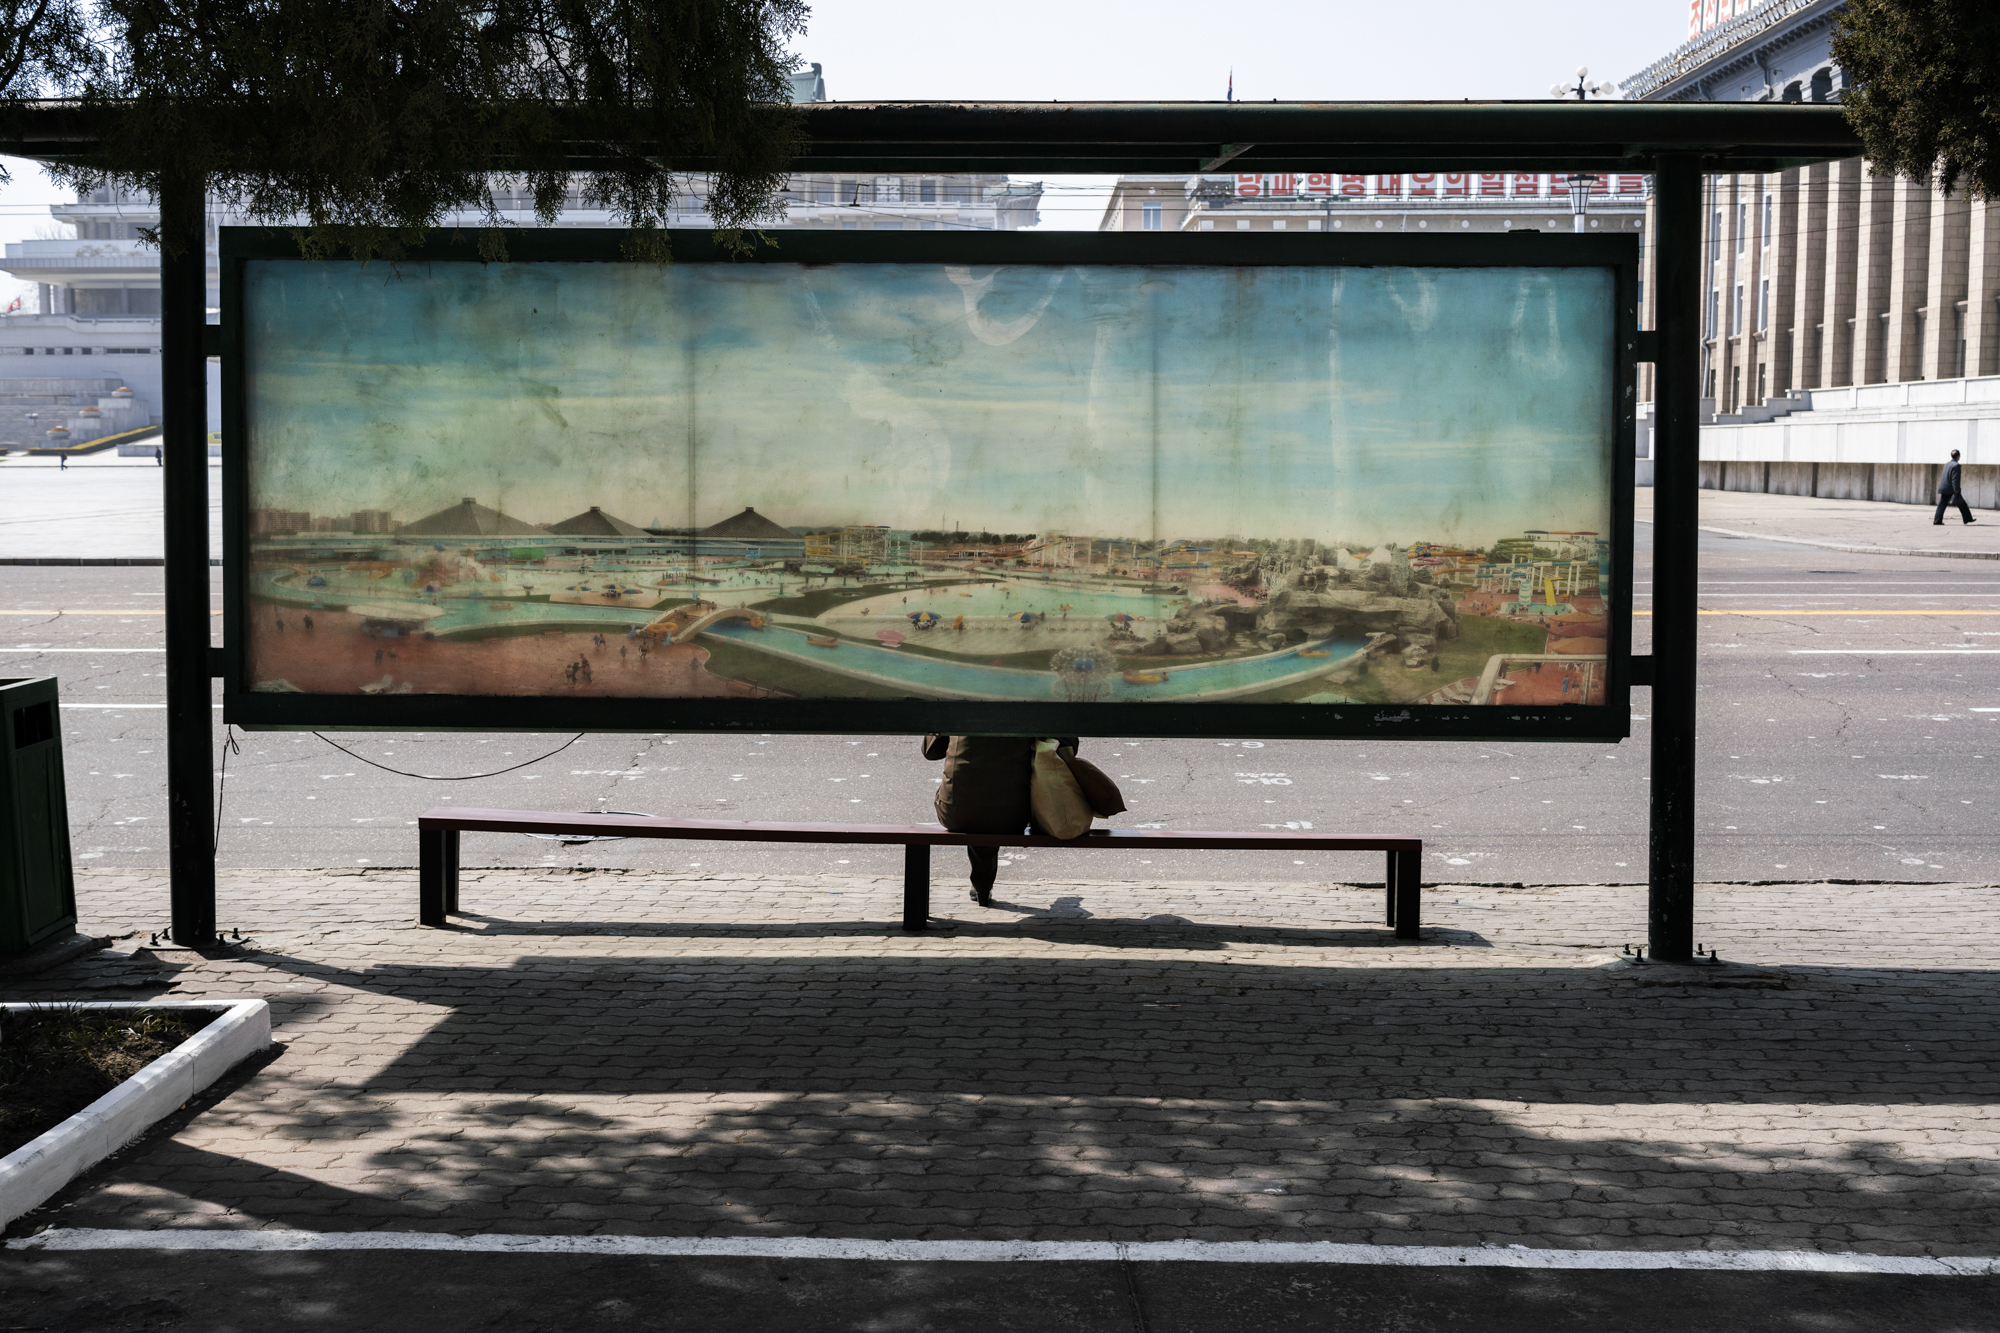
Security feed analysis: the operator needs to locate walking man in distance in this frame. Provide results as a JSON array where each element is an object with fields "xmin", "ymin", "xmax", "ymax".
[{"xmin": 1936, "ymin": 449, "xmax": 1977, "ymax": 525}]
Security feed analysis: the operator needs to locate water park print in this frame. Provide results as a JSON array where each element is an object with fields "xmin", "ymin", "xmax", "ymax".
[{"xmin": 239, "ymin": 255, "xmax": 1618, "ymax": 711}]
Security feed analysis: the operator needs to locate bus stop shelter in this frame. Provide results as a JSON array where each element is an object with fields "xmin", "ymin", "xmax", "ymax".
[{"xmin": 1, "ymin": 99, "xmax": 1865, "ymax": 959}]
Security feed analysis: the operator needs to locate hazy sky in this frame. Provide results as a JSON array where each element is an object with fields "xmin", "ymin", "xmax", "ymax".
[
  {"xmin": 245, "ymin": 258, "xmax": 1613, "ymax": 547},
  {"xmin": 0, "ymin": 0, "xmax": 1683, "ymax": 299}
]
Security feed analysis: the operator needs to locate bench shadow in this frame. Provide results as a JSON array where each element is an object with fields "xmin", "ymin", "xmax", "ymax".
[{"xmin": 437, "ymin": 910, "xmax": 1488, "ymax": 950}]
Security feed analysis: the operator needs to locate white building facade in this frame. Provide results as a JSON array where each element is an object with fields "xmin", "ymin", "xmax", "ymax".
[{"xmin": 1625, "ymin": 0, "xmax": 2000, "ymax": 505}]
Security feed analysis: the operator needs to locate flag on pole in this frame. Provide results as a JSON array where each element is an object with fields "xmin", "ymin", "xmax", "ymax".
[
  {"xmin": 2, "ymin": 297, "xmax": 19, "ymax": 314},
  {"xmin": 1227, "ymin": 70, "xmax": 1234, "ymax": 102}
]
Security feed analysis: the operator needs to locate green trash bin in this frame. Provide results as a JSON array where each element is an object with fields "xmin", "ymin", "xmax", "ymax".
[{"xmin": 0, "ymin": 676, "xmax": 77, "ymax": 953}]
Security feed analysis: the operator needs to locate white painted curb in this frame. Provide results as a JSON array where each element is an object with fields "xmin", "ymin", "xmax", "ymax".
[
  {"xmin": 6, "ymin": 1230, "xmax": 1998, "ymax": 1275},
  {"xmin": 0, "ymin": 1000, "xmax": 272, "ymax": 1229}
]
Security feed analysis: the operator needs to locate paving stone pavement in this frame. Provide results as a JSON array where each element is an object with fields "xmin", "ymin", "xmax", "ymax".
[{"xmin": 6, "ymin": 869, "xmax": 1999, "ymax": 1256}]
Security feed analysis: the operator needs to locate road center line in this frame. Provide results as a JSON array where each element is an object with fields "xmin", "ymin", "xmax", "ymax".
[
  {"xmin": 1638, "ymin": 611, "xmax": 2000, "ymax": 617},
  {"xmin": 9, "ymin": 1230, "xmax": 1997, "ymax": 1275}
]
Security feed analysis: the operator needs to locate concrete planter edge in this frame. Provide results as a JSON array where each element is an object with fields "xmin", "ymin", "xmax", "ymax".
[{"xmin": 0, "ymin": 999, "xmax": 272, "ymax": 1229}]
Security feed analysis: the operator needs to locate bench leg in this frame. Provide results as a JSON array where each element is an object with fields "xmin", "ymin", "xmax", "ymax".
[
  {"xmin": 420, "ymin": 829, "xmax": 449, "ymax": 927},
  {"xmin": 902, "ymin": 843, "xmax": 931, "ymax": 932},
  {"xmin": 1385, "ymin": 852, "xmax": 1396, "ymax": 929},
  {"xmin": 443, "ymin": 829, "xmax": 461, "ymax": 914},
  {"xmin": 1392, "ymin": 849, "xmax": 1421, "ymax": 941}
]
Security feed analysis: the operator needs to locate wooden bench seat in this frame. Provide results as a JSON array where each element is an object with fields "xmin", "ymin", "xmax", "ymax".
[{"xmin": 416, "ymin": 807, "xmax": 1423, "ymax": 937}]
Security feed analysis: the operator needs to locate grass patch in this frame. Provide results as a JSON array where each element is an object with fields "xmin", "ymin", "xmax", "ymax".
[
  {"xmin": 0, "ymin": 1006, "xmax": 203, "ymax": 1157},
  {"xmin": 1230, "ymin": 615, "xmax": 1547, "ymax": 705},
  {"xmin": 875, "ymin": 636, "xmax": 1058, "ymax": 671},
  {"xmin": 751, "ymin": 583, "xmax": 908, "ymax": 618}
]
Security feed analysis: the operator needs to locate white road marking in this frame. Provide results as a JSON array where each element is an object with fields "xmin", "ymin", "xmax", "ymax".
[
  {"xmin": 1, "ymin": 647, "xmax": 165, "ymax": 652},
  {"xmin": 9, "ymin": 1230, "xmax": 1998, "ymax": 1275},
  {"xmin": 1788, "ymin": 650, "xmax": 2000, "ymax": 655}
]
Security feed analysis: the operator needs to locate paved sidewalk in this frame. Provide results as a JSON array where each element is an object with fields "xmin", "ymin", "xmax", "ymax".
[
  {"xmin": 1639, "ymin": 486, "xmax": 2000, "ymax": 558},
  {"xmin": 5, "ymin": 869, "xmax": 1998, "ymax": 1258},
  {"xmin": 0, "ymin": 455, "xmax": 221, "ymax": 561}
]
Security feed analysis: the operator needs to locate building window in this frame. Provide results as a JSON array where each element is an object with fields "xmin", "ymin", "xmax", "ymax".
[
  {"xmin": 1199, "ymin": 219, "xmax": 1214, "ymax": 231},
  {"xmin": 1141, "ymin": 201, "xmax": 1162, "ymax": 231},
  {"xmin": 1758, "ymin": 279, "xmax": 1769, "ymax": 331},
  {"xmin": 1757, "ymin": 363, "xmax": 1767, "ymax": 403},
  {"xmin": 1732, "ymin": 285, "xmax": 1744, "ymax": 336},
  {"xmin": 1710, "ymin": 211, "xmax": 1721, "ymax": 262},
  {"xmin": 1272, "ymin": 219, "xmax": 1286, "ymax": 230},
  {"xmin": 1736, "ymin": 203, "xmax": 1746, "ymax": 253},
  {"xmin": 919, "ymin": 178, "xmax": 936, "ymax": 203},
  {"xmin": 1707, "ymin": 289, "xmax": 1719, "ymax": 337},
  {"xmin": 1762, "ymin": 194, "xmax": 1772, "ymax": 240},
  {"xmin": 1236, "ymin": 219, "xmax": 1250, "ymax": 229}
]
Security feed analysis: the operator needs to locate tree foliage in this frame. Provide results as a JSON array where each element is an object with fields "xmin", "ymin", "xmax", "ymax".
[
  {"xmin": 1833, "ymin": 0, "xmax": 1999, "ymax": 199},
  {"xmin": 45, "ymin": 0, "xmax": 808, "ymax": 259},
  {"xmin": 0, "ymin": 0, "xmax": 105, "ymax": 180}
]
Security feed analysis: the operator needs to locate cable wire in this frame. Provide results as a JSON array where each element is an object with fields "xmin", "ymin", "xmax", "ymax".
[
  {"xmin": 213, "ymin": 724, "xmax": 240, "ymax": 852},
  {"xmin": 311, "ymin": 731, "xmax": 586, "ymax": 781}
]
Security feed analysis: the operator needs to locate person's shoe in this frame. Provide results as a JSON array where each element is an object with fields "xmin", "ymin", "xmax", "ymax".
[
  {"xmin": 969, "ymin": 885, "xmax": 993, "ymax": 906},
  {"xmin": 1967, "ymin": 519, "xmax": 1979, "ymax": 524},
  {"xmin": 1934, "ymin": 521, "xmax": 1946, "ymax": 525}
]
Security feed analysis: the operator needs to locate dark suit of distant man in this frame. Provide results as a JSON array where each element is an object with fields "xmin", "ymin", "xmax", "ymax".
[{"xmin": 1935, "ymin": 450, "xmax": 1976, "ymax": 525}]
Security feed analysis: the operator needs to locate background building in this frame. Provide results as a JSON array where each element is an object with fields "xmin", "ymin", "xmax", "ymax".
[
  {"xmin": 1100, "ymin": 172, "xmax": 1649, "ymax": 235},
  {"xmin": 1626, "ymin": 0, "xmax": 2000, "ymax": 505}
]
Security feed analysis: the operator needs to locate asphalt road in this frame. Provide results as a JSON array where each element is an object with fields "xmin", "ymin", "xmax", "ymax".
[
  {"xmin": 5, "ymin": 520, "xmax": 1997, "ymax": 889},
  {"xmin": 3, "ymin": 1249, "xmax": 1995, "ymax": 1333}
]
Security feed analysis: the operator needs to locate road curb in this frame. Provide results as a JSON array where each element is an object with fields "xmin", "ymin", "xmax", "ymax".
[
  {"xmin": 1683, "ymin": 520, "xmax": 2000, "ymax": 561},
  {"xmin": 0, "ymin": 999, "xmax": 271, "ymax": 1229},
  {"xmin": 10, "ymin": 1230, "xmax": 2000, "ymax": 1275}
]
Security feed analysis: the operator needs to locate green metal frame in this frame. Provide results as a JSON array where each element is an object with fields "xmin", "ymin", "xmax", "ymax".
[{"xmin": 219, "ymin": 226, "xmax": 1639, "ymax": 741}]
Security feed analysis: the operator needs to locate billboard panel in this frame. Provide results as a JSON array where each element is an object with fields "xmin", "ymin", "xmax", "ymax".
[{"xmin": 222, "ymin": 231, "xmax": 1636, "ymax": 739}]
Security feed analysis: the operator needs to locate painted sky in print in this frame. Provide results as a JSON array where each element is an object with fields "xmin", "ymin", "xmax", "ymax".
[{"xmin": 244, "ymin": 259, "xmax": 1616, "ymax": 544}]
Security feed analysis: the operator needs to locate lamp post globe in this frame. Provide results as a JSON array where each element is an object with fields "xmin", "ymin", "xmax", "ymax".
[{"xmin": 1565, "ymin": 173, "xmax": 1599, "ymax": 233}]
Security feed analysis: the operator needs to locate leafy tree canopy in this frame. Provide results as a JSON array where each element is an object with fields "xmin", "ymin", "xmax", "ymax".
[
  {"xmin": 0, "ymin": 0, "xmax": 104, "ymax": 179},
  {"xmin": 11, "ymin": 0, "xmax": 808, "ymax": 259},
  {"xmin": 1833, "ymin": 0, "xmax": 1999, "ymax": 199}
]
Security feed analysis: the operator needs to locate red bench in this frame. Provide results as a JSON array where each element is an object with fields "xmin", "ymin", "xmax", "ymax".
[{"xmin": 417, "ymin": 807, "xmax": 1424, "ymax": 938}]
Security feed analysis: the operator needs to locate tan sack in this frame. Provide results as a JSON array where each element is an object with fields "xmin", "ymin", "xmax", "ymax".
[
  {"xmin": 1029, "ymin": 739, "xmax": 1094, "ymax": 840},
  {"xmin": 1058, "ymin": 746, "xmax": 1128, "ymax": 817}
]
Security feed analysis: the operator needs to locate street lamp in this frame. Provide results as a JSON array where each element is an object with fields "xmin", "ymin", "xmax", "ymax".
[
  {"xmin": 1551, "ymin": 66, "xmax": 1620, "ymax": 101},
  {"xmin": 1565, "ymin": 173, "xmax": 1599, "ymax": 233}
]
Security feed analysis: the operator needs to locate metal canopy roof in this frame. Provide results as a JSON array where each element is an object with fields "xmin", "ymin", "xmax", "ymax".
[
  {"xmin": 787, "ymin": 102, "xmax": 1862, "ymax": 175},
  {"xmin": 0, "ymin": 100, "xmax": 1861, "ymax": 175}
]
